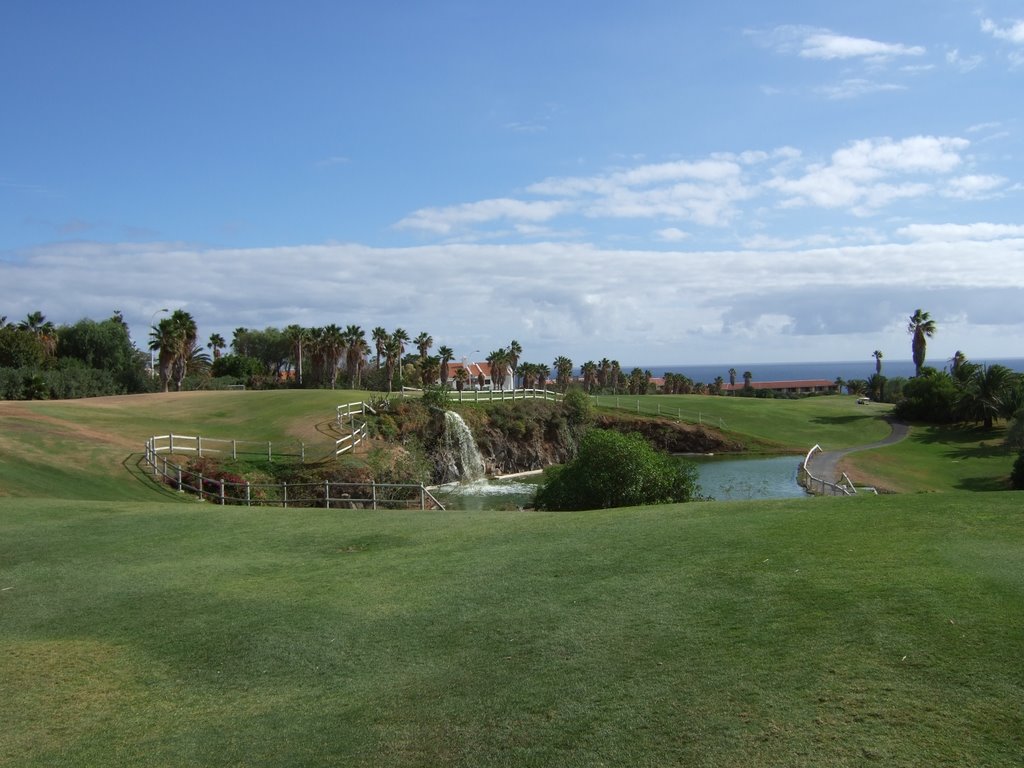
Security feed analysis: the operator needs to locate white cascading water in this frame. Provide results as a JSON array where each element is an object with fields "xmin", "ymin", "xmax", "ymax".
[{"xmin": 442, "ymin": 411, "xmax": 486, "ymax": 482}]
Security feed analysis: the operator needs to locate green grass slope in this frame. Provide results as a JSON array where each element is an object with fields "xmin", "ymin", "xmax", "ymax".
[{"xmin": 2, "ymin": 496, "xmax": 1022, "ymax": 766}]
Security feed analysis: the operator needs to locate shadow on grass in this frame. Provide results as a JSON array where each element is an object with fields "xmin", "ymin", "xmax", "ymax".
[
  {"xmin": 123, "ymin": 452, "xmax": 188, "ymax": 500},
  {"xmin": 810, "ymin": 414, "xmax": 877, "ymax": 426},
  {"xmin": 955, "ymin": 474, "xmax": 1010, "ymax": 492},
  {"xmin": 912, "ymin": 424, "xmax": 1007, "ymax": 446}
]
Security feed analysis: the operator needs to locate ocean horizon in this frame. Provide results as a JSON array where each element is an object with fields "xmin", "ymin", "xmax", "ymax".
[{"xmin": 626, "ymin": 357, "xmax": 1024, "ymax": 384}]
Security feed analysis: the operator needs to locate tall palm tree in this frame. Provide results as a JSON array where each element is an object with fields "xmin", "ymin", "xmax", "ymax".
[
  {"xmin": 438, "ymin": 345, "xmax": 454, "ymax": 387},
  {"xmin": 284, "ymin": 324, "xmax": 308, "ymax": 385},
  {"xmin": 713, "ymin": 375, "xmax": 724, "ymax": 395},
  {"xmin": 371, "ymin": 326, "xmax": 389, "ymax": 370},
  {"xmin": 598, "ymin": 358, "xmax": 611, "ymax": 390},
  {"xmin": 487, "ymin": 348, "xmax": 510, "ymax": 390},
  {"xmin": 383, "ymin": 335, "xmax": 402, "ymax": 394},
  {"xmin": 743, "ymin": 370, "xmax": 753, "ymax": 389},
  {"xmin": 581, "ymin": 361, "xmax": 598, "ymax": 393},
  {"xmin": 508, "ymin": 339, "xmax": 523, "ymax": 387},
  {"xmin": 207, "ymin": 333, "xmax": 226, "ymax": 360},
  {"xmin": 536, "ymin": 363, "xmax": 551, "ymax": 390},
  {"xmin": 392, "ymin": 328, "xmax": 410, "ymax": 388},
  {"xmin": 421, "ymin": 355, "xmax": 441, "ymax": 387},
  {"xmin": 454, "ymin": 366, "xmax": 469, "ymax": 393},
  {"xmin": 907, "ymin": 308, "xmax": 937, "ymax": 376},
  {"xmin": 728, "ymin": 368, "xmax": 737, "ymax": 388},
  {"xmin": 414, "ymin": 331, "xmax": 433, "ymax": 360},
  {"xmin": 872, "ymin": 350, "xmax": 883, "ymax": 376},
  {"xmin": 343, "ymin": 325, "xmax": 367, "ymax": 389},
  {"xmin": 609, "ymin": 360, "xmax": 621, "ymax": 394},
  {"xmin": 553, "ymin": 356, "xmax": 573, "ymax": 392}
]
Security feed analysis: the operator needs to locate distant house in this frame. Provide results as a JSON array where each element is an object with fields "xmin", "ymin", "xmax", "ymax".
[
  {"xmin": 719, "ymin": 379, "xmax": 839, "ymax": 396},
  {"xmin": 442, "ymin": 360, "xmax": 515, "ymax": 391}
]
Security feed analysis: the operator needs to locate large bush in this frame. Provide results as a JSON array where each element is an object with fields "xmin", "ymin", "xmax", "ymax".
[{"xmin": 533, "ymin": 429, "xmax": 702, "ymax": 511}]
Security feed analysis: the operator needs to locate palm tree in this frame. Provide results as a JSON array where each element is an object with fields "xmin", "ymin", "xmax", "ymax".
[
  {"xmin": 454, "ymin": 366, "xmax": 469, "ymax": 393},
  {"xmin": 438, "ymin": 345, "xmax": 454, "ymax": 387},
  {"xmin": 421, "ymin": 355, "xmax": 441, "ymax": 387},
  {"xmin": 383, "ymin": 335, "xmax": 402, "ymax": 394},
  {"xmin": 581, "ymin": 361, "xmax": 598, "ymax": 393},
  {"xmin": 392, "ymin": 328, "xmax": 410, "ymax": 388},
  {"xmin": 950, "ymin": 350, "xmax": 966, "ymax": 376},
  {"xmin": 834, "ymin": 376, "xmax": 845, "ymax": 394},
  {"xmin": 185, "ymin": 341, "xmax": 212, "ymax": 378},
  {"xmin": 956, "ymin": 364, "xmax": 1017, "ymax": 430},
  {"xmin": 343, "ymin": 325, "xmax": 367, "ymax": 389},
  {"xmin": 598, "ymin": 358, "xmax": 611, "ymax": 390},
  {"xmin": 713, "ymin": 375, "xmax": 724, "ymax": 395},
  {"xmin": 18, "ymin": 310, "xmax": 56, "ymax": 359},
  {"xmin": 150, "ymin": 309, "xmax": 198, "ymax": 392},
  {"xmin": 553, "ymin": 356, "xmax": 573, "ymax": 392},
  {"xmin": 414, "ymin": 331, "xmax": 433, "ymax": 361},
  {"xmin": 208, "ymin": 333, "xmax": 226, "ymax": 360},
  {"xmin": 371, "ymin": 326, "xmax": 389, "ymax": 370},
  {"xmin": 508, "ymin": 339, "xmax": 523, "ymax": 387},
  {"xmin": 872, "ymin": 350, "xmax": 883, "ymax": 376},
  {"xmin": 285, "ymin": 324, "xmax": 308, "ymax": 385},
  {"xmin": 743, "ymin": 370, "xmax": 753, "ymax": 390},
  {"xmin": 907, "ymin": 309, "xmax": 937, "ymax": 376},
  {"xmin": 487, "ymin": 348, "xmax": 510, "ymax": 390},
  {"xmin": 536, "ymin": 363, "xmax": 551, "ymax": 390},
  {"xmin": 728, "ymin": 368, "xmax": 737, "ymax": 388}
]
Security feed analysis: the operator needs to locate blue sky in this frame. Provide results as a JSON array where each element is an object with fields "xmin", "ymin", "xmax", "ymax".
[{"xmin": 2, "ymin": 0, "xmax": 1023, "ymax": 367}]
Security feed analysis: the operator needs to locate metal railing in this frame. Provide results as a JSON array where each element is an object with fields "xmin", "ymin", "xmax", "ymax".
[
  {"xmin": 589, "ymin": 395, "xmax": 728, "ymax": 429},
  {"xmin": 798, "ymin": 444, "xmax": 877, "ymax": 496}
]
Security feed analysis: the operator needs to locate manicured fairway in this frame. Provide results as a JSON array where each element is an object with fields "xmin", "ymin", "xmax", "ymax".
[{"xmin": 2, "ymin": 495, "xmax": 1022, "ymax": 767}]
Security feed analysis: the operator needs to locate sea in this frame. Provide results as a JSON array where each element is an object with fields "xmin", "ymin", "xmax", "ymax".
[{"xmin": 631, "ymin": 358, "xmax": 1024, "ymax": 384}]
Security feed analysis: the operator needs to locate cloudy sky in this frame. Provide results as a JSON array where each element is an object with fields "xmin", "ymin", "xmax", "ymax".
[{"xmin": 2, "ymin": 1, "xmax": 1023, "ymax": 367}]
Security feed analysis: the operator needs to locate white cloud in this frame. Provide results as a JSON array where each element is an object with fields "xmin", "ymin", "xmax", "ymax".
[
  {"xmin": 5, "ymin": 232, "xmax": 1024, "ymax": 365},
  {"xmin": 814, "ymin": 79, "xmax": 906, "ymax": 100},
  {"xmin": 946, "ymin": 49, "xmax": 983, "ymax": 72},
  {"xmin": 799, "ymin": 31, "xmax": 925, "ymax": 61},
  {"xmin": 394, "ymin": 198, "xmax": 572, "ymax": 235},
  {"xmin": 981, "ymin": 18, "xmax": 1024, "ymax": 44},
  {"xmin": 942, "ymin": 174, "xmax": 1007, "ymax": 199},
  {"xmin": 655, "ymin": 227, "xmax": 689, "ymax": 242},
  {"xmin": 767, "ymin": 136, "xmax": 970, "ymax": 213},
  {"xmin": 896, "ymin": 222, "xmax": 1024, "ymax": 241}
]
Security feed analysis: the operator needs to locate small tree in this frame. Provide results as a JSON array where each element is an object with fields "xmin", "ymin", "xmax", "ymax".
[{"xmin": 534, "ymin": 429, "xmax": 702, "ymax": 511}]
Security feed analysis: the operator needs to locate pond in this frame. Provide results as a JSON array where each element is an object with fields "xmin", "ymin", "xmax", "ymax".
[{"xmin": 432, "ymin": 455, "xmax": 807, "ymax": 510}]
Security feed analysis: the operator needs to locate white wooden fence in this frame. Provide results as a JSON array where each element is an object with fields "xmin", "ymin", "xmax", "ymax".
[
  {"xmin": 143, "ymin": 400, "xmax": 444, "ymax": 509},
  {"xmin": 797, "ymin": 444, "xmax": 878, "ymax": 496}
]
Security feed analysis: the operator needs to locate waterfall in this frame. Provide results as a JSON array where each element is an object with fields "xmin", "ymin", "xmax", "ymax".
[{"xmin": 441, "ymin": 411, "xmax": 486, "ymax": 482}]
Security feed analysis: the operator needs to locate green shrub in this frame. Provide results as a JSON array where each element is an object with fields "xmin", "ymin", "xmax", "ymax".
[
  {"xmin": 534, "ymin": 429, "xmax": 702, "ymax": 511},
  {"xmin": 1011, "ymin": 451, "xmax": 1024, "ymax": 490}
]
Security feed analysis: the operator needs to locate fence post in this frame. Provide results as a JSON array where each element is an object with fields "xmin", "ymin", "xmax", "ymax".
[
  {"xmin": 246, "ymin": 481, "xmax": 251, "ymax": 507},
  {"xmin": 268, "ymin": 441, "xmax": 273, "ymax": 462},
  {"xmin": 372, "ymin": 481, "xmax": 378, "ymax": 510},
  {"xmin": 198, "ymin": 473, "xmax": 204, "ymax": 501},
  {"xmin": 420, "ymin": 485, "xmax": 426, "ymax": 510},
  {"xmin": 219, "ymin": 478, "xmax": 225, "ymax": 505},
  {"xmin": 169, "ymin": 434, "xmax": 175, "ymax": 454},
  {"xmin": 301, "ymin": 442, "xmax": 305, "ymax": 464},
  {"xmin": 283, "ymin": 481, "xmax": 288, "ymax": 508},
  {"xmin": 325, "ymin": 480, "xmax": 331, "ymax": 509},
  {"xmin": 176, "ymin": 466, "xmax": 182, "ymax": 492},
  {"xmin": 232, "ymin": 440, "xmax": 237, "ymax": 460},
  {"xmin": 198, "ymin": 436, "xmax": 203, "ymax": 458}
]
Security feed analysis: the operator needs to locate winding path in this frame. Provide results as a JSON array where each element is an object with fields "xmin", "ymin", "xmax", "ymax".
[{"xmin": 805, "ymin": 417, "xmax": 910, "ymax": 484}]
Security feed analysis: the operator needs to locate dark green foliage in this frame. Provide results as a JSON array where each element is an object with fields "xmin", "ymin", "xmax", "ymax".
[
  {"xmin": 894, "ymin": 369, "xmax": 957, "ymax": 423},
  {"xmin": 0, "ymin": 326, "xmax": 45, "ymax": 368},
  {"xmin": 211, "ymin": 354, "xmax": 264, "ymax": 379},
  {"xmin": 420, "ymin": 384, "xmax": 452, "ymax": 411},
  {"xmin": 1011, "ymin": 452, "xmax": 1024, "ymax": 490},
  {"xmin": 534, "ymin": 429, "xmax": 702, "ymax": 510}
]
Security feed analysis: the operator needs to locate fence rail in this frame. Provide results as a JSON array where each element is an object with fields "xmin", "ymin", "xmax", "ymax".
[
  {"xmin": 143, "ymin": 400, "xmax": 444, "ymax": 509},
  {"xmin": 589, "ymin": 395, "xmax": 728, "ymax": 429}
]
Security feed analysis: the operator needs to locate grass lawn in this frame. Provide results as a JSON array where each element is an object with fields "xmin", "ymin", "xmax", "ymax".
[
  {"xmin": 593, "ymin": 394, "xmax": 894, "ymax": 452},
  {"xmin": 1, "ymin": 391, "xmax": 1022, "ymax": 765},
  {"xmin": 2, "ymin": 495, "xmax": 1023, "ymax": 767},
  {"xmin": 843, "ymin": 424, "xmax": 1016, "ymax": 493}
]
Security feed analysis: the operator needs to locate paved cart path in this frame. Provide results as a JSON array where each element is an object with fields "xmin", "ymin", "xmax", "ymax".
[{"xmin": 805, "ymin": 418, "xmax": 910, "ymax": 483}]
